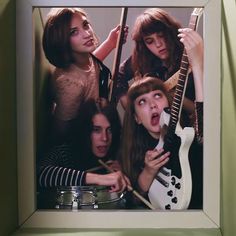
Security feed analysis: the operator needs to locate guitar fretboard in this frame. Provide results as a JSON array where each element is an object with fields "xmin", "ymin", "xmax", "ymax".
[{"xmin": 169, "ymin": 8, "xmax": 203, "ymax": 131}]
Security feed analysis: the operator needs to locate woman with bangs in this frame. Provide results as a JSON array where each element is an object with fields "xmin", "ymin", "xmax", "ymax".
[
  {"xmin": 116, "ymin": 10, "xmax": 204, "ymax": 208},
  {"xmin": 113, "ymin": 8, "xmax": 203, "ymax": 120},
  {"xmin": 120, "ymin": 74, "xmax": 203, "ymax": 209},
  {"xmin": 42, "ymin": 8, "xmax": 128, "ymax": 145}
]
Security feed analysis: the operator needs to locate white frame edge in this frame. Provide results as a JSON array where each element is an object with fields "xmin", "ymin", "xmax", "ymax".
[{"xmin": 16, "ymin": 0, "xmax": 221, "ymax": 229}]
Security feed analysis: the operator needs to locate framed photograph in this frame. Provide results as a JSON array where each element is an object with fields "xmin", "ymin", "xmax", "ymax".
[{"xmin": 16, "ymin": 0, "xmax": 221, "ymax": 229}]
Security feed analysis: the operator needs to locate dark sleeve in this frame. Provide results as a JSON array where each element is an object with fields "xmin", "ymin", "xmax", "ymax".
[
  {"xmin": 91, "ymin": 53, "xmax": 111, "ymax": 99},
  {"xmin": 112, "ymin": 57, "xmax": 134, "ymax": 103},
  {"xmin": 37, "ymin": 144, "xmax": 86, "ymax": 187},
  {"xmin": 194, "ymin": 102, "xmax": 203, "ymax": 144},
  {"xmin": 185, "ymin": 73, "xmax": 196, "ymax": 102}
]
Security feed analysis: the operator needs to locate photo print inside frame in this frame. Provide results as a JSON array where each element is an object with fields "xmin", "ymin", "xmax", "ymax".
[{"xmin": 16, "ymin": 0, "xmax": 220, "ymax": 229}]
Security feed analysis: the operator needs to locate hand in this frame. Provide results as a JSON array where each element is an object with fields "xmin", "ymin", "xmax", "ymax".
[
  {"xmin": 144, "ymin": 148, "xmax": 170, "ymax": 176},
  {"xmin": 178, "ymin": 28, "xmax": 204, "ymax": 102},
  {"xmin": 106, "ymin": 160, "xmax": 121, "ymax": 171},
  {"xmin": 138, "ymin": 148, "xmax": 170, "ymax": 192},
  {"xmin": 178, "ymin": 28, "xmax": 203, "ymax": 69},
  {"xmin": 106, "ymin": 25, "xmax": 129, "ymax": 49},
  {"xmin": 97, "ymin": 171, "xmax": 131, "ymax": 193}
]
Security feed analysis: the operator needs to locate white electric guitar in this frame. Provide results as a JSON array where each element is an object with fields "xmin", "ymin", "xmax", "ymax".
[{"xmin": 148, "ymin": 8, "xmax": 203, "ymax": 210}]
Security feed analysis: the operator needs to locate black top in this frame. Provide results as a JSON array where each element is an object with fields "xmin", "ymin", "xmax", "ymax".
[{"xmin": 112, "ymin": 56, "xmax": 196, "ymax": 104}]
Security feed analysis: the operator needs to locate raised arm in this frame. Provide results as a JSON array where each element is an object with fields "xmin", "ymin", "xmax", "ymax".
[
  {"xmin": 178, "ymin": 28, "xmax": 204, "ymax": 143},
  {"xmin": 178, "ymin": 28, "xmax": 204, "ymax": 102},
  {"xmin": 93, "ymin": 25, "xmax": 128, "ymax": 61}
]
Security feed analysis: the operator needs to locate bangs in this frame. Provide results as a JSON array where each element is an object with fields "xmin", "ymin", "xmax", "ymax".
[
  {"xmin": 128, "ymin": 77, "xmax": 166, "ymax": 101},
  {"xmin": 132, "ymin": 14, "xmax": 166, "ymax": 41}
]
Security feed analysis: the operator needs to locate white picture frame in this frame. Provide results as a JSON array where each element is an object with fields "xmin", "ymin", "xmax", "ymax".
[{"xmin": 16, "ymin": 0, "xmax": 221, "ymax": 229}]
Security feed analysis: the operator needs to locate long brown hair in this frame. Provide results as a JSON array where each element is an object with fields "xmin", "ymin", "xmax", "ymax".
[
  {"xmin": 120, "ymin": 76, "xmax": 171, "ymax": 186},
  {"xmin": 42, "ymin": 8, "xmax": 98, "ymax": 68},
  {"xmin": 70, "ymin": 99, "xmax": 121, "ymax": 169},
  {"xmin": 131, "ymin": 8, "xmax": 183, "ymax": 76}
]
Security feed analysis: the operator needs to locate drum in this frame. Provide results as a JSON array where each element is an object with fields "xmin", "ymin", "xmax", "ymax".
[{"xmin": 37, "ymin": 186, "xmax": 126, "ymax": 209}]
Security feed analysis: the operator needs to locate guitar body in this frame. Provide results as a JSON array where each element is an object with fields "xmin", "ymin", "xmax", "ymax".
[{"xmin": 148, "ymin": 110, "xmax": 195, "ymax": 210}]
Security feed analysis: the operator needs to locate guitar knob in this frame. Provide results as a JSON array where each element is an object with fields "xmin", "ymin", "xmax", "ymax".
[
  {"xmin": 165, "ymin": 204, "xmax": 171, "ymax": 210},
  {"xmin": 167, "ymin": 190, "xmax": 173, "ymax": 197},
  {"xmin": 175, "ymin": 183, "xmax": 181, "ymax": 189},
  {"xmin": 171, "ymin": 177, "xmax": 176, "ymax": 185},
  {"xmin": 171, "ymin": 197, "xmax": 178, "ymax": 204}
]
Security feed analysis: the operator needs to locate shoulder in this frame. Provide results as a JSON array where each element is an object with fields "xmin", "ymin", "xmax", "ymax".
[
  {"xmin": 46, "ymin": 143, "xmax": 72, "ymax": 158},
  {"xmin": 53, "ymin": 67, "xmax": 84, "ymax": 89},
  {"xmin": 91, "ymin": 54, "xmax": 111, "ymax": 73},
  {"xmin": 38, "ymin": 143, "xmax": 73, "ymax": 169}
]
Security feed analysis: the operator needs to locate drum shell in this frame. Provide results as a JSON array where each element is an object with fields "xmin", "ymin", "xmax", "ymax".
[{"xmin": 37, "ymin": 186, "xmax": 126, "ymax": 209}]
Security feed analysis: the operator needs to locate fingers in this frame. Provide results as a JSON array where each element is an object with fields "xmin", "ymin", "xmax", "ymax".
[
  {"xmin": 123, "ymin": 26, "xmax": 129, "ymax": 43},
  {"xmin": 112, "ymin": 24, "xmax": 120, "ymax": 33},
  {"xmin": 178, "ymin": 28, "xmax": 202, "ymax": 50},
  {"xmin": 108, "ymin": 25, "xmax": 129, "ymax": 47},
  {"xmin": 145, "ymin": 148, "xmax": 170, "ymax": 170},
  {"xmin": 107, "ymin": 160, "xmax": 121, "ymax": 171},
  {"xmin": 178, "ymin": 28, "xmax": 203, "ymax": 67},
  {"xmin": 153, "ymin": 151, "xmax": 170, "ymax": 167},
  {"xmin": 105, "ymin": 171, "xmax": 130, "ymax": 192},
  {"xmin": 145, "ymin": 148, "xmax": 164, "ymax": 161},
  {"xmin": 112, "ymin": 25, "xmax": 129, "ymax": 34}
]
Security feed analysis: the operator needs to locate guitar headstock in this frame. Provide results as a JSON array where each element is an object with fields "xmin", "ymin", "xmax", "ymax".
[
  {"xmin": 190, "ymin": 8, "xmax": 204, "ymax": 30},
  {"xmin": 192, "ymin": 7, "xmax": 204, "ymax": 17}
]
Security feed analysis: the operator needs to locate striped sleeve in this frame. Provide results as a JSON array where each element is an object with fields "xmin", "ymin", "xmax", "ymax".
[{"xmin": 37, "ymin": 144, "xmax": 86, "ymax": 187}]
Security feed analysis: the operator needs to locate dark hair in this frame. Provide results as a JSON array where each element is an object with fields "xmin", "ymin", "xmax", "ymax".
[
  {"xmin": 42, "ymin": 8, "xmax": 98, "ymax": 68},
  {"xmin": 71, "ymin": 99, "xmax": 121, "ymax": 166},
  {"xmin": 131, "ymin": 8, "xmax": 183, "ymax": 75},
  {"xmin": 120, "ymin": 76, "xmax": 171, "ymax": 185}
]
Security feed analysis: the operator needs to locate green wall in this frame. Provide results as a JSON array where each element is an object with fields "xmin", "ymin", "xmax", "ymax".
[
  {"xmin": 221, "ymin": 0, "xmax": 236, "ymax": 235},
  {"xmin": 0, "ymin": 0, "xmax": 18, "ymax": 235},
  {"xmin": 0, "ymin": 0, "xmax": 236, "ymax": 235}
]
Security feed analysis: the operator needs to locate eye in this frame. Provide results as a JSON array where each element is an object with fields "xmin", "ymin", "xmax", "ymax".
[
  {"xmin": 154, "ymin": 92, "xmax": 164, "ymax": 100},
  {"xmin": 83, "ymin": 20, "xmax": 90, "ymax": 29},
  {"xmin": 157, "ymin": 32, "xmax": 164, "ymax": 38},
  {"xmin": 144, "ymin": 38, "xmax": 153, "ymax": 45},
  {"xmin": 106, "ymin": 127, "xmax": 112, "ymax": 135},
  {"xmin": 70, "ymin": 28, "xmax": 78, "ymax": 36},
  {"xmin": 138, "ymin": 98, "xmax": 146, "ymax": 105},
  {"xmin": 92, "ymin": 126, "xmax": 101, "ymax": 133}
]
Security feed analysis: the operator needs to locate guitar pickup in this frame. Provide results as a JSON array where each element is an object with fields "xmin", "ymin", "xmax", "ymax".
[
  {"xmin": 155, "ymin": 175, "xmax": 169, "ymax": 188},
  {"xmin": 159, "ymin": 168, "xmax": 170, "ymax": 176}
]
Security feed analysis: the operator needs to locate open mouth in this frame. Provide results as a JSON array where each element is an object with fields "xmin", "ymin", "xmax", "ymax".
[
  {"xmin": 151, "ymin": 113, "xmax": 160, "ymax": 126},
  {"xmin": 84, "ymin": 38, "xmax": 94, "ymax": 47},
  {"xmin": 97, "ymin": 145, "xmax": 108, "ymax": 154}
]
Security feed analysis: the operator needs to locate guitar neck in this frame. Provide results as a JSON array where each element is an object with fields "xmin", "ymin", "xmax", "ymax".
[
  {"xmin": 169, "ymin": 8, "xmax": 203, "ymax": 131},
  {"xmin": 108, "ymin": 7, "xmax": 128, "ymax": 102}
]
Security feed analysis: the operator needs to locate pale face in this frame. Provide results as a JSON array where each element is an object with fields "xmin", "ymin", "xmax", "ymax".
[
  {"xmin": 134, "ymin": 90, "xmax": 169, "ymax": 139},
  {"xmin": 69, "ymin": 13, "xmax": 96, "ymax": 54},
  {"xmin": 143, "ymin": 33, "xmax": 169, "ymax": 61},
  {"xmin": 91, "ymin": 114, "xmax": 112, "ymax": 158}
]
